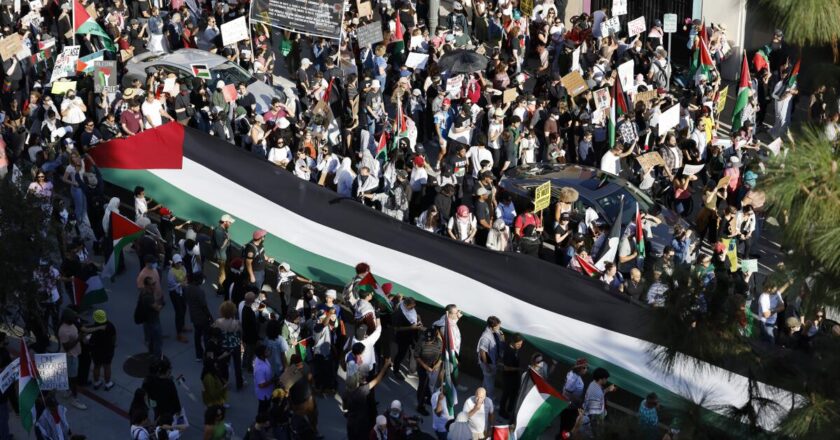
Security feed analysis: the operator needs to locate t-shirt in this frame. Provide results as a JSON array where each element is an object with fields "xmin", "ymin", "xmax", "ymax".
[
  {"xmin": 583, "ymin": 382, "xmax": 606, "ymax": 416},
  {"xmin": 58, "ymin": 324, "xmax": 81, "ymax": 357},
  {"xmin": 141, "ymin": 99, "xmax": 165, "ymax": 128},
  {"xmin": 253, "ymin": 357, "xmax": 273, "ymax": 400},
  {"xmin": 121, "ymin": 110, "xmax": 143, "ymax": 134},
  {"xmin": 244, "ymin": 242, "xmax": 265, "ymax": 272},
  {"xmin": 758, "ymin": 291, "xmax": 784, "ymax": 325},
  {"xmin": 600, "ymin": 150, "xmax": 621, "ymax": 175},
  {"xmin": 467, "ymin": 146, "xmax": 493, "ymax": 177},
  {"xmin": 476, "ymin": 328, "xmax": 502, "ymax": 364},
  {"xmin": 463, "ymin": 396, "xmax": 494, "ymax": 434},
  {"xmin": 430, "ymin": 390, "xmax": 452, "ymax": 432},
  {"xmin": 475, "ymin": 200, "xmax": 492, "ymax": 230}
]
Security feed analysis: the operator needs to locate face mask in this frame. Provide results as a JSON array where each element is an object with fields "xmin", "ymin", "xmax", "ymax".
[{"xmin": 151, "ymin": 262, "xmax": 159, "ymax": 270}]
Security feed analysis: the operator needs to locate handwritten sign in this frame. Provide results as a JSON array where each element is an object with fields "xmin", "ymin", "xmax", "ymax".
[
  {"xmin": 51, "ymin": 81, "xmax": 77, "ymax": 95},
  {"xmin": 221, "ymin": 16, "xmax": 249, "ymax": 46},
  {"xmin": 740, "ymin": 258, "xmax": 758, "ymax": 274},
  {"xmin": 0, "ymin": 353, "xmax": 69, "ymax": 393},
  {"xmin": 716, "ymin": 86, "xmax": 729, "ymax": 114},
  {"xmin": 222, "ymin": 84, "xmax": 238, "ymax": 103},
  {"xmin": 93, "ymin": 60, "xmax": 118, "ymax": 93},
  {"xmin": 682, "ymin": 163, "xmax": 705, "ymax": 176},
  {"xmin": 405, "ymin": 52, "xmax": 429, "ymax": 70},
  {"xmin": 636, "ymin": 152, "xmax": 665, "ymax": 174},
  {"xmin": 446, "ymin": 74, "xmax": 464, "ymax": 99},
  {"xmin": 356, "ymin": 21, "xmax": 384, "ymax": 48},
  {"xmin": 600, "ymin": 17, "xmax": 621, "ymax": 36},
  {"xmin": 533, "ymin": 181, "xmax": 551, "ymax": 212},
  {"xmin": 49, "ymin": 46, "xmax": 81, "ymax": 83},
  {"xmin": 663, "ymin": 13, "xmax": 678, "ymax": 33},
  {"xmin": 634, "ymin": 90, "xmax": 659, "ymax": 105},
  {"xmin": 357, "ymin": 0, "xmax": 372, "ymax": 17},
  {"xmin": 658, "ymin": 104, "xmax": 680, "ymax": 134},
  {"xmin": 617, "ymin": 59, "xmax": 634, "ymax": 92},
  {"xmin": 627, "ymin": 16, "xmax": 647, "ymax": 38},
  {"xmin": 612, "ymin": 0, "xmax": 627, "ymax": 16},
  {"xmin": 561, "ymin": 71, "xmax": 588, "ymax": 97},
  {"xmin": 0, "ymin": 33, "xmax": 22, "ymax": 61}
]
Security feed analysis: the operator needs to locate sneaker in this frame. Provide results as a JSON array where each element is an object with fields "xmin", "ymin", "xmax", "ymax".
[
  {"xmin": 104, "ymin": 381, "xmax": 115, "ymax": 390},
  {"xmin": 70, "ymin": 399, "xmax": 87, "ymax": 410},
  {"xmin": 92, "ymin": 380, "xmax": 103, "ymax": 390}
]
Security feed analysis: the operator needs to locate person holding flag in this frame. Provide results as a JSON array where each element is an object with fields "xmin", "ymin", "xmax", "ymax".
[
  {"xmin": 771, "ymin": 58, "xmax": 800, "ymax": 140},
  {"xmin": 732, "ymin": 51, "xmax": 753, "ymax": 132}
]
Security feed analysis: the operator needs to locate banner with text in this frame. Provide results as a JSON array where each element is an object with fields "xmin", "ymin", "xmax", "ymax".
[{"xmin": 250, "ymin": 0, "xmax": 345, "ymax": 40}]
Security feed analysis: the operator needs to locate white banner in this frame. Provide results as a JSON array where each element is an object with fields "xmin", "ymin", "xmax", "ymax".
[
  {"xmin": 221, "ymin": 16, "xmax": 249, "ymax": 46},
  {"xmin": 49, "ymin": 45, "xmax": 80, "ymax": 84},
  {"xmin": 0, "ymin": 353, "xmax": 69, "ymax": 393}
]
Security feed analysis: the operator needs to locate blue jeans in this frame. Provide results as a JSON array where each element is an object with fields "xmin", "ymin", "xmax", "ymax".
[
  {"xmin": 70, "ymin": 185, "xmax": 88, "ymax": 224},
  {"xmin": 760, "ymin": 322, "xmax": 776, "ymax": 345},
  {"xmin": 144, "ymin": 319, "xmax": 162, "ymax": 357}
]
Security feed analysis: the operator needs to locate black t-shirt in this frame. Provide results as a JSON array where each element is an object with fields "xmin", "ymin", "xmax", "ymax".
[
  {"xmin": 501, "ymin": 345, "xmax": 520, "ymax": 379},
  {"xmin": 475, "ymin": 200, "xmax": 491, "ymax": 229},
  {"xmin": 244, "ymin": 242, "xmax": 265, "ymax": 271},
  {"xmin": 142, "ymin": 375, "xmax": 182, "ymax": 417}
]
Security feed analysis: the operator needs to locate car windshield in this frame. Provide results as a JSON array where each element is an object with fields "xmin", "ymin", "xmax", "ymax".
[
  {"xmin": 211, "ymin": 61, "xmax": 255, "ymax": 87},
  {"xmin": 596, "ymin": 188, "xmax": 647, "ymax": 225}
]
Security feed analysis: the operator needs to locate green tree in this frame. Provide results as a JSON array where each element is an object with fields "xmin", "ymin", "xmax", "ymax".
[{"xmin": 761, "ymin": 0, "xmax": 840, "ymax": 47}]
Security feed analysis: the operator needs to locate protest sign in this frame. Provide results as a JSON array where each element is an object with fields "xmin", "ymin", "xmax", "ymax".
[
  {"xmin": 533, "ymin": 181, "xmax": 551, "ymax": 212},
  {"xmin": 740, "ymin": 259, "xmax": 758, "ymax": 274},
  {"xmin": 561, "ymin": 71, "xmax": 588, "ymax": 97},
  {"xmin": 571, "ymin": 47, "xmax": 582, "ymax": 73},
  {"xmin": 594, "ymin": 88, "xmax": 610, "ymax": 110},
  {"xmin": 36, "ymin": 353, "xmax": 69, "ymax": 391},
  {"xmin": 15, "ymin": 43, "xmax": 30, "ymax": 61},
  {"xmin": 49, "ymin": 45, "xmax": 81, "ymax": 84},
  {"xmin": 617, "ymin": 60, "xmax": 634, "ymax": 91},
  {"xmin": 627, "ymin": 16, "xmax": 647, "ymax": 38},
  {"xmin": 0, "ymin": 359, "xmax": 18, "ymax": 393},
  {"xmin": 520, "ymin": 0, "xmax": 534, "ymax": 16},
  {"xmin": 619, "ymin": 121, "xmax": 638, "ymax": 144},
  {"xmin": 356, "ymin": 21, "xmax": 384, "ymax": 48},
  {"xmin": 222, "ymin": 84, "xmax": 238, "ymax": 103},
  {"xmin": 636, "ymin": 152, "xmax": 665, "ymax": 174},
  {"xmin": 634, "ymin": 90, "xmax": 658, "ymax": 105},
  {"xmin": 163, "ymin": 77, "xmax": 179, "ymax": 95},
  {"xmin": 503, "ymin": 88, "xmax": 518, "ymax": 104},
  {"xmin": 250, "ymin": 0, "xmax": 344, "ymax": 40},
  {"xmin": 716, "ymin": 175, "xmax": 731, "ymax": 191},
  {"xmin": 221, "ymin": 16, "xmax": 249, "ymax": 46},
  {"xmin": 409, "ymin": 35, "xmax": 424, "ymax": 50},
  {"xmin": 682, "ymin": 163, "xmax": 705, "ymax": 176},
  {"xmin": 0, "ymin": 33, "xmax": 22, "ymax": 62},
  {"xmin": 716, "ymin": 86, "xmax": 729, "ymax": 114},
  {"xmin": 51, "ymin": 81, "xmax": 77, "ymax": 95},
  {"xmin": 357, "ymin": 1, "xmax": 372, "ymax": 17},
  {"xmin": 190, "ymin": 64, "xmax": 212, "ymax": 79},
  {"xmin": 659, "ymin": 104, "xmax": 680, "ymax": 134},
  {"xmin": 612, "ymin": 0, "xmax": 627, "ymax": 16},
  {"xmin": 764, "ymin": 137, "xmax": 782, "ymax": 156},
  {"xmin": 600, "ymin": 17, "xmax": 621, "ymax": 36},
  {"xmin": 663, "ymin": 13, "xmax": 678, "ymax": 33},
  {"xmin": 446, "ymin": 74, "xmax": 464, "ymax": 99},
  {"xmin": 93, "ymin": 60, "xmax": 118, "ymax": 93},
  {"xmin": 405, "ymin": 52, "xmax": 429, "ymax": 70}
]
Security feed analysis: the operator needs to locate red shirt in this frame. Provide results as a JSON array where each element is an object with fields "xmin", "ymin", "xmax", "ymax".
[
  {"xmin": 514, "ymin": 213, "xmax": 541, "ymax": 236},
  {"xmin": 120, "ymin": 109, "xmax": 143, "ymax": 134}
]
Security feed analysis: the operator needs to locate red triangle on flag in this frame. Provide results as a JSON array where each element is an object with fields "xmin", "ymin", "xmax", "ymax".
[
  {"xmin": 73, "ymin": 0, "xmax": 92, "ymax": 31},
  {"xmin": 395, "ymin": 13, "xmax": 404, "ymax": 40},
  {"xmin": 111, "ymin": 212, "xmax": 143, "ymax": 240},
  {"xmin": 76, "ymin": 60, "xmax": 88, "ymax": 72},
  {"xmin": 530, "ymin": 367, "xmax": 565, "ymax": 399}
]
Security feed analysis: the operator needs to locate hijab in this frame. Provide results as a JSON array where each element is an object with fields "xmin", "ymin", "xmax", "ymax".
[
  {"xmin": 335, "ymin": 157, "xmax": 356, "ymax": 197},
  {"xmin": 102, "ymin": 197, "xmax": 121, "ymax": 233}
]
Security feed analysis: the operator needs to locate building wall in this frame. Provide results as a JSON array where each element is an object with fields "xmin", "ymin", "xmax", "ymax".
[{"xmin": 699, "ymin": 0, "xmax": 748, "ymax": 80}]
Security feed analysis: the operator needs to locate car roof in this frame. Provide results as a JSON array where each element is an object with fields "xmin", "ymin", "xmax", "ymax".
[
  {"xmin": 502, "ymin": 163, "xmax": 654, "ymax": 205},
  {"xmin": 131, "ymin": 49, "xmax": 227, "ymax": 69}
]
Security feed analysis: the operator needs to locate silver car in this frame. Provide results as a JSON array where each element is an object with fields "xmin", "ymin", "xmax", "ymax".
[{"xmin": 122, "ymin": 49, "xmax": 296, "ymax": 115}]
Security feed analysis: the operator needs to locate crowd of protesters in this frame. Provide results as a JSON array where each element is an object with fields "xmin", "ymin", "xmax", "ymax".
[{"xmin": 2, "ymin": 0, "xmax": 840, "ymax": 439}]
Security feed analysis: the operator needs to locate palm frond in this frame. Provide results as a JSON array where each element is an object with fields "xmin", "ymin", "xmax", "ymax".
[{"xmin": 760, "ymin": 0, "xmax": 840, "ymax": 46}]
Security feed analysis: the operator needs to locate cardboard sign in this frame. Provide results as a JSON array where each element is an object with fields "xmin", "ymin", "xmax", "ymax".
[
  {"xmin": 561, "ymin": 71, "xmax": 588, "ymax": 97},
  {"xmin": 446, "ymin": 74, "xmax": 463, "ymax": 99},
  {"xmin": 221, "ymin": 16, "xmax": 249, "ymax": 46},
  {"xmin": 658, "ymin": 104, "xmax": 680, "ymax": 133},
  {"xmin": 520, "ymin": 0, "xmax": 534, "ymax": 16},
  {"xmin": 663, "ymin": 13, "xmax": 678, "ymax": 33},
  {"xmin": 533, "ymin": 180, "xmax": 551, "ymax": 212},
  {"xmin": 634, "ymin": 90, "xmax": 658, "ymax": 105},
  {"xmin": 222, "ymin": 84, "xmax": 238, "ymax": 103},
  {"xmin": 612, "ymin": 0, "xmax": 627, "ymax": 16},
  {"xmin": 190, "ymin": 63, "xmax": 212, "ymax": 79},
  {"xmin": 0, "ymin": 33, "xmax": 22, "ymax": 61},
  {"xmin": 93, "ymin": 60, "xmax": 118, "ymax": 93},
  {"xmin": 627, "ymin": 16, "xmax": 647, "ymax": 38},
  {"xmin": 617, "ymin": 60, "xmax": 634, "ymax": 92},
  {"xmin": 51, "ymin": 80, "xmax": 77, "ymax": 95},
  {"xmin": 356, "ymin": 21, "xmax": 383, "ymax": 48},
  {"xmin": 503, "ymin": 88, "xmax": 518, "ymax": 104},
  {"xmin": 636, "ymin": 151, "xmax": 665, "ymax": 174},
  {"xmin": 357, "ymin": 0, "xmax": 372, "ymax": 17},
  {"xmin": 682, "ymin": 163, "xmax": 705, "ymax": 176},
  {"xmin": 49, "ymin": 45, "xmax": 80, "ymax": 83},
  {"xmin": 600, "ymin": 17, "xmax": 621, "ymax": 36},
  {"xmin": 405, "ymin": 52, "xmax": 429, "ymax": 70},
  {"xmin": 716, "ymin": 86, "xmax": 729, "ymax": 114},
  {"xmin": 594, "ymin": 87, "xmax": 610, "ymax": 110},
  {"xmin": 716, "ymin": 175, "xmax": 731, "ymax": 191}
]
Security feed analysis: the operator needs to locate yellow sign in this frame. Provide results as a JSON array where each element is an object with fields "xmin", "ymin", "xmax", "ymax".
[
  {"xmin": 533, "ymin": 181, "xmax": 552, "ymax": 212},
  {"xmin": 716, "ymin": 86, "xmax": 729, "ymax": 114}
]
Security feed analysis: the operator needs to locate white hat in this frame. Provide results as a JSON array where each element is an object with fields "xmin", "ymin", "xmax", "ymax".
[
  {"xmin": 325, "ymin": 289, "xmax": 337, "ymax": 299},
  {"xmin": 278, "ymin": 117, "xmax": 290, "ymax": 129},
  {"xmin": 729, "ymin": 156, "xmax": 742, "ymax": 166},
  {"xmin": 390, "ymin": 400, "xmax": 402, "ymax": 410},
  {"xmin": 216, "ymin": 80, "xmax": 225, "ymax": 89},
  {"xmin": 220, "ymin": 213, "xmax": 235, "ymax": 224},
  {"xmin": 370, "ymin": 79, "xmax": 381, "ymax": 89},
  {"xmin": 453, "ymin": 2, "xmax": 463, "ymax": 9},
  {"xmin": 279, "ymin": 262, "xmax": 291, "ymax": 271},
  {"xmin": 412, "ymin": 88, "xmax": 421, "ymax": 96},
  {"xmin": 301, "ymin": 58, "xmax": 312, "ymax": 66},
  {"xmin": 376, "ymin": 415, "xmax": 387, "ymax": 426},
  {"xmin": 476, "ymin": 187, "xmax": 490, "ymax": 197},
  {"xmin": 172, "ymin": 254, "xmax": 183, "ymax": 264}
]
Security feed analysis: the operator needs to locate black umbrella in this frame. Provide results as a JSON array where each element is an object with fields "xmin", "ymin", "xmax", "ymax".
[{"xmin": 437, "ymin": 49, "xmax": 489, "ymax": 74}]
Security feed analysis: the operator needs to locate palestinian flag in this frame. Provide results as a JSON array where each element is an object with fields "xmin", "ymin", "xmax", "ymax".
[
  {"xmin": 575, "ymin": 255, "xmax": 601, "ymax": 277},
  {"xmin": 88, "ymin": 121, "xmax": 184, "ymax": 169},
  {"xmin": 392, "ymin": 13, "xmax": 405, "ymax": 60},
  {"xmin": 786, "ymin": 58, "xmax": 800, "ymax": 89},
  {"xmin": 492, "ymin": 425, "xmax": 512, "ymax": 440},
  {"xmin": 514, "ymin": 368, "xmax": 568, "ymax": 440},
  {"xmin": 18, "ymin": 340, "xmax": 40, "ymax": 433},
  {"xmin": 76, "ymin": 50, "xmax": 105, "ymax": 73},
  {"xmin": 357, "ymin": 272, "xmax": 392, "ymax": 311},
  {"xmin": 752, "ymin": 45, "xmax": 771, "ymax": 73},
  {"xmin": 101, "ymin": 212, "xmax": 144, "ymax": 278},
  {"xmin": 608, "ymin": 77, "xmax": 629, "ymax": 148},
  {"xmin": 635, "ymin": 203, "xmax": 646, "ymax": 259},
  {"xmin": 296, "ymin": 339, "xmax": 308, "ymax": 361},
  {"xmin": 731, "ymin": 53, "xmax": 751, "ymax": 132},
  {"xmin": 73, "ymin": 0, "xmax": 116, "ymax": 51},
  {"xmin": 442, "ymin": 317, "xmax": 459, "ymax": 416},
  {"xmin": 375, "ymin": 130, "xmax": 389, "ymax": 161},
  {"xmin": 690, "ymin": 34, "xmax": 715, "ymax": 81},
  {"xmin": 72, "ymin": 274, "xmax": 108, "ymax": 306},
  {"xmin": 392, "ymin": 99, "xmax": 409, "ymax": 151},
  {"xmin": 594, "ymin": 202, "xmax": 623, "ymax": 271}
]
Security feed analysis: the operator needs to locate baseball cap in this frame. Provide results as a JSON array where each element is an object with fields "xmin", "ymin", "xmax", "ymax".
[
  {"xmin": 253, "ymin": 229, "xmax": 267, "ymax": 240},
  {"xmin": 442, "ymin": 98, "xmax": 451, "ymax": 106},
  {"xmin": 93, "ymin": 310, "xmax": 107, "ymax": 324},
  {"xmin": 476, "ymin": 187, "xmax": 490, "ymax": 197},
  {"xmin": 172, "ymin": 254, "xmax": 183, "ymax": 264}
]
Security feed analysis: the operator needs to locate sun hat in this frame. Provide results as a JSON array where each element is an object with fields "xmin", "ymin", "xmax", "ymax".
[
  {"xmin": 253, "ymin": 229, "xmax": 267, "ymax": 240},
  {"xmin": 93, "ymin": 310, "xmax": 107, "ymax": 324}
]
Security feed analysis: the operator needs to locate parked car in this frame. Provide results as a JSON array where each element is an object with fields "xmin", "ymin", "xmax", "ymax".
[
  {"xmin": 122, "ymin": 49, "xmax": 296, "ymax": 115},
  {"xmin": 499, "ymin": 163, "xmax": 689, "ymax": 256}
]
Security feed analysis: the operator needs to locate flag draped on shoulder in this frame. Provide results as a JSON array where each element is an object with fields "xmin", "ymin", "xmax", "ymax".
[
  {"xmin": 732, "ymin": 52, "xmax": 751, "ymax": 132},
  {"xmin": 357, "ymin": 272, "xmax": 392, "ymax": 311},
  {"xmin": 608, "ymin": 77, "xmax": 628, "ymax": 148},
  {"xmin": 19, "ymin": 341, "xmax": 40, "ymax": 433},
  {"xmin": 514, "ymin": 368, "xmax": 569, "ymax": 440},
  {"xmin": 73, "ymin": 0, "xmax": 116, "ymax": 51},
  {"xmin": 72, "ymin": 274, "xmax": 108, "ymax": 306},
  {"xmin": 594, "ymin": 201, "xmax": 623, "ymax": 271},
  {"xmin": 101, "ymin": 212, "xmax": 144, "ymax": 278}
]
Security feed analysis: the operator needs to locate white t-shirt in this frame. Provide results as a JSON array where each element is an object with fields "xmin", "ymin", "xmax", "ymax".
[
  {"xmin": 60, "ymin": 97, "xmax": 86, "ymax": 124},
  {"xmin": 268, "ymin": 146, "xmax": 292, "ymax": 165},
  {"xmin": 462, "ymin": 396, "xmax": 494, "ymax": 435},
  {"xmin": 758, "ymin": 291, "xmax": 784, "ymax": 325},
  {"xmin": 141, "ymin": 99, "xmax": 165, "ymax": 128},
  {"xmin": 467, "ymin": 146, "xmax": 493, "ymax": 177},
  {"xmin": 600, "ymin": 150, "xmax": 621, "ymax": 175},
  {"xmin": 430, "ymin": 390, "xmax": 453, "ymax": 432}
]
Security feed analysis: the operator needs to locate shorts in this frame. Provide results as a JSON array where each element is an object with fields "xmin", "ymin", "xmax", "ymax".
[{"xmin": 67, "ymin": 355, "xmax": 79, "ymax": 378}]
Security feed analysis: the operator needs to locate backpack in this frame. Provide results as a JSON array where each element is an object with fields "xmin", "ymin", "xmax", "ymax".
[{"xmin": 134, "ymin": 294, "xmax": 149, "ymax": 324}]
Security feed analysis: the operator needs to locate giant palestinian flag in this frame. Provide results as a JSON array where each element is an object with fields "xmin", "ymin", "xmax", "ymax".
[
  {"xmin": 92, "ymin": 123, "xmax": 798, "ymax": 429},
  {"xmin": 515, "ymin": 368, "xmax": 568, "ymax": 440},
  {"xmin": 73, "ymin": 0, "xmax": 116, "ymax": 51}
]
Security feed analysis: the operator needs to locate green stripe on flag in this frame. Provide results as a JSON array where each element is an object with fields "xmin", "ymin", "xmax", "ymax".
[{"xmin": 519, "ymin": 396, "xmax": 568, "ymax": 440}]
